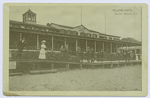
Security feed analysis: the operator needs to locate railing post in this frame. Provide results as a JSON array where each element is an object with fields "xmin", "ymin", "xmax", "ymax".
[
  {"xmin": 102, "ymin": 64, "xmax": 104, "ymax": 68},
  {"xmin": 79, "ymin": 64, "xmax": 82, "ymax": 70},
  {"xmin": 51, "ymin": 62, "xmax": 54, "ymax": 69},
  {"xmin": 110, "ymin": 43, "xmax": 112, "ymax": 53},
  {"xmin": 92, "ymin": 64, "xmax": 94, "ymax": 69},
  {"xmin": 52, "ymin": 36, "xmax": 53, "ymax": 50},
  {"xmin": 102, "ymin": 42, "xmax": 104, "ymax": 52},
  {"xmin": 66, "ymin": 63, "xmax": 69, "ymax": 70},
  {"xmin": 111, "ymin": 63, "xmax": 113, "ymax": 68},
  {"xmin": 37, "ymin": 35, "xmax": 39, "ymax": 50},
  {"xmin": 76, "ymin": 39, "xmax": 78, "ymax": 51},
  {"xmin": 95, "ymin": 41, "xmax": 96, "ymax": 52},
  {"xmin": 86, "ymin": 40, "xmax": 87, "ymax": 51},
  {"xmin": 20, "ymin": 33, "xmax": 22, "ymax": 41}
]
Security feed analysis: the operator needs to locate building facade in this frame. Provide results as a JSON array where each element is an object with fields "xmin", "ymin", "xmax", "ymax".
[{"xmin": 9, "ymin": 9, "xmax": 141, "ymax": 55}]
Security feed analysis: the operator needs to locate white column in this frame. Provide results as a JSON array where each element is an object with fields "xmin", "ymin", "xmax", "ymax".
[
  {"xmin": 52, "ymin": 36, "xmax": 53, "ymax": 50},
  {"xmin": 95, "ymin": 41, "xmax": 96, "ymax": 52},
  {"xmin": 76, "ymin": 39, "xmax": 78, "ymax": 51},
  {"xmin": 122, "ymin": 44, "xmax": 124, "ymax": 53},
  {"xmin": 86, "ymin": 40, "xmax": 87, "ymax": 51},
  {"xmin": 102, "ymin": 42, "xmax": 104, "ymax": 52},
  {"xmin": 64, "ymin": 38, "xmax": 66, "ymax": 46},
  {"xmin": 110, "ymin": 43, "xmax": 112, "ymax": 53},
  {"xmin": 126, "ymin": 44, "xmax": 128, "ymax": 51},
  {"xmin": 20, "ymin": 33, "xmax": 22, "ymax": 41},
  {"xmin": 37, "ymin": 35, "xmax": 39, "ymax": 50},
  {"xmin": 116, "ymin": 43, "xmax": 118, "ymax": 53}
]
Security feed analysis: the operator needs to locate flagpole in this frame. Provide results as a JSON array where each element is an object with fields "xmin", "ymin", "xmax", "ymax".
[
  {"xmin": 105, "ymin": 12, "xmax": 106, "ymax": 34},
  {"xmin": 81, "ymin": 6, "xmax": 82, "ymax": 25}
]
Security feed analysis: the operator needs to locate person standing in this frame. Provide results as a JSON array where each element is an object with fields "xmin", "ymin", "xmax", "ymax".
[
  {"xmin": 90, "ymin": 48, "xmax": 95, "ymax": 63},
  {"xmin": 39, "ymin": 40, "xmax": 47, "ymax": 59},
  {"xmin": 85, "ymin": 47, "xmax": 91, "ymax": 62},
  {"xmin": 63, "ymin": 44, "xmax": 70, "ymax": 61},
  {"xmin": 17, "ymin": 38, "xmax": 26, "ymax": 59},
  {"xmin": 59, "ymin": 45, "xmax": 64, "ymax": 60},
  {"xmin": 100, "ymin": 50, "xmax": 104, "ymax": 63},
  {"xmin": 76, "ymin": 47, "xmax": 84, "ymax": 62}
]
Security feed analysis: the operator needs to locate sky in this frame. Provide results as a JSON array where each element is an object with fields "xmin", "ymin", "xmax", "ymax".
[{"xmin": 9, "ymin": 6, "xmax": 142, "ymax": 41}]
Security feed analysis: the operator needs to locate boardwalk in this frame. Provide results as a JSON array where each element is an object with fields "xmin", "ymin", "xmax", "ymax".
[{"xmin": 9, "ymin": 59, "xmax": 141, "ymax": 75}]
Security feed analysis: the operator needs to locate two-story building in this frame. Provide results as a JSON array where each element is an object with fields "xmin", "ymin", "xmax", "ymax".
[{"xmin": 9, "ymin": 9, "xmax": 141, "ymax": 56}]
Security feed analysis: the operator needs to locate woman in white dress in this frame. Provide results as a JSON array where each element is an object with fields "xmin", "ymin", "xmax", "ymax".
[{"xmin": 39, "ymin": 40, "xmax": 47, "ymax": 59}]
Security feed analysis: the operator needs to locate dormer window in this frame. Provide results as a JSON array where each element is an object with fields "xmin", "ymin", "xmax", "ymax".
[{"xmin": 22, "ymin": 9, "xmax": 36, "ymax": 24}]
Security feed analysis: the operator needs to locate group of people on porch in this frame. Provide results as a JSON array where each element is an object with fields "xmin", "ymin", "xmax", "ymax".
[{"xmin": 17, "ymin": 38, "xmax": 136, "ymax": 62}]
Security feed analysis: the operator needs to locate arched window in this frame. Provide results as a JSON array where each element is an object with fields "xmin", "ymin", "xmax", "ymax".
[
  {"xmin": 72, "ymin": 31, "xmax": 78, "ymax": 35},
  {"xmin": 28, "ymin": 14, "xmax": 31, "ymax": 20},
  {"xmin": 109, "ymin": 37, "xmax": 112, "ymax": 40},
  {"xmin": 80, "ymin": 32, "xmax": 85, "ymax": 36},
  {"xmin": 92, "ymin": 34, "xmax": 97, "ymax": 38},
  {"xmin": 85, "ymin": 33, "xmax": 91, "ymax": 37},
  {"xmin": 33, "ymin": 16, "xmax": 35, "ymax": 21},
  {"xmin": 59, "ymin": 29, "xmax": 65, "ymax": 33},
  {"xmin": 67, "ymin": 30, "xmax": 71, "ymax": 34}
]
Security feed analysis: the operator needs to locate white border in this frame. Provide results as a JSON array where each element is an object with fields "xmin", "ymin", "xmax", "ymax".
[{"xmin": 1, "ymin": 0, "xmax": 149, "ymax": 98}]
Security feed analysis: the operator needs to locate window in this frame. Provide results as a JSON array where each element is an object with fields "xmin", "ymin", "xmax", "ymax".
[
  {"xmin": 41, "ymin": 28, "xmax": 45, "ymax": 31},
  {"xmin": 26, "ymin": 26, "xmax": 31, "ymax": 29},
  {"xmin": 9, "ymin": 32, "xmax": 20, "ymax": 49},
  {"xmin": 59, "ymin": 29, "xmax": 65, "ymax": 33},
  {"xmin": 46, "ymin": 29, "xmax": 49, "ymax": 32},
  {"xmin": 99, "ymin": 36, "xmax": 105, "ymax": 39},
  {"xmin": 80, "ymin": 32, "xmax": 85, "ymax": 36},
  {"xmin": 109, "ymin": 37, "xmax": 112, "ymax": 40},
  {"xmin": 28, "ymin": 14, "xmax": 31, "ymax": 20},
  {"xmin": 21, "ymin": 26, "xmax": 25, "ymax": 29},
  {"xmin": 67, "ymin": 30, "xmax": 71, "ymax": 34},
  {"xmin": 72, "ymin": 31, "xmax": 78, "ymax": 35},
  {"xmin": 33, "ymin": 16, "xmax": 36, "ymax": 22},
  {"xmin": 85, "ymin": 33, "xmax": 91, "ymax": 37},
  {"xmin": 22, "ymin": 33, "xmax": 37, "ymax": 50},
  {"xmin": 35, "ymin": 28, "xmax": 39, "ymax": 31},
  {"xmin": 26, "ymin": 16, "xmax": 28, "ymax": 21},
  {"xmin": 92, "ymin": 34, "xmax": 97, "ymax": 38},
  {"xmin": 10, "ymin": 23, "xmax": 13, "ymax": 27}
]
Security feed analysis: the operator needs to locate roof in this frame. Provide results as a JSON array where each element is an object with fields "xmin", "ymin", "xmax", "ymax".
[
  {"xmin": 119, "ymin": 46, "xmax": 141, "ymax": 50},
  {"xmin": 50, "ymin": 23, "xmax": 101, "ymax": 34},
  {"xmin": 121, "ymin": 37, "xmax": 141, "ymax": 44},
  {"xmin": 10, "ymin": 20, "xmax": 58, "ymax": 30},
  {"xmin": 23, "ymin": 9, "xmax": 36, "ymax": 15},
  {"xmin": 50, "ymin": 23, "xmax": 74, "ymax": 29},
  {"xmin": 50, "ymin": 23, "xmax": 120, "ymax": 37}
]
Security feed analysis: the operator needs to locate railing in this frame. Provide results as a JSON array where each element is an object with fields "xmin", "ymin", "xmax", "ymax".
[{"xmin": 9, "ymin": 46, "xmax": 138, "ymax": 62}]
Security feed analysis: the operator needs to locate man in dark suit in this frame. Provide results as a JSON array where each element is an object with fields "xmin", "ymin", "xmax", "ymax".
[{"xmin": 17, "ymin": 38, "xmax": 26, "ymax": 59}]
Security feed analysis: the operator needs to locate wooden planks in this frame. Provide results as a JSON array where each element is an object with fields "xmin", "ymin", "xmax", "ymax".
[{"xmin": 9, "ymin": 60, "xmax": 142, "ymax": 76}]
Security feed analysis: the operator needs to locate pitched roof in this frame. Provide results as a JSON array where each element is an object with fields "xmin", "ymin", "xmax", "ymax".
[
  {"xmin": 50, "ymin": 23, "xmax": 120, "ymax": 38},
  {"xmin": 51, "ymin": 23, "xmax": 101, "ymax": 34},
  {"xmin": 121, "ymin": 37, "xmax": 141, "ymax": 44},
  {"xmin": 50, "ymin": 23, "xmax": 74, "ymax": 29},
  {"xmin": 10, "ymin": 20, "xmax": 58, "ymax": 30},
  {"xmin": 23, "ymin": 9, "xmax": 36, "ymax": 15}
]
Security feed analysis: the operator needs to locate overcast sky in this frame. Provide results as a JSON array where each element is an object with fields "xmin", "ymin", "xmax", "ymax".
[{"xmin": 9, "ymin": 6, "xmax": 142, "ymax": 41}]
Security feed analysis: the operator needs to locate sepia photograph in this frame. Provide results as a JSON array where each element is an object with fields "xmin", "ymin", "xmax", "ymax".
[{"xmin": 3, "ymin": 3, "xmax": 148, "ymax": 96}]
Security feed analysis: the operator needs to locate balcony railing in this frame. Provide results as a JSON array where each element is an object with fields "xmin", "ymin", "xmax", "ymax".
[{"xmin": 9, "ymin": 46, "xmax": 137, "ymax": 62}]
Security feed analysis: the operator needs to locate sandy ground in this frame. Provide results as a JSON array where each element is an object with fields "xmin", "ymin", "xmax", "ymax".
[{"xmin": 9, "ymin": 65, "xmax": 142, "ymax": 91}]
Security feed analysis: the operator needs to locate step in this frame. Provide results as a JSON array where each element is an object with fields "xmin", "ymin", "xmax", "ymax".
[
  {"xmin": 30, "ymin": 69, "xmax": 57, "ymax": 74},
  {"xmin": 9, "ymin": 72, "xmax": 22, "ymax": 76}
]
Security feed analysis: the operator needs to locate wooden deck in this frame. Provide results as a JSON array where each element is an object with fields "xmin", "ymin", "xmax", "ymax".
[{"xmin": 9, "ymin": 60, "xmax": 142, "ymax": 75}]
